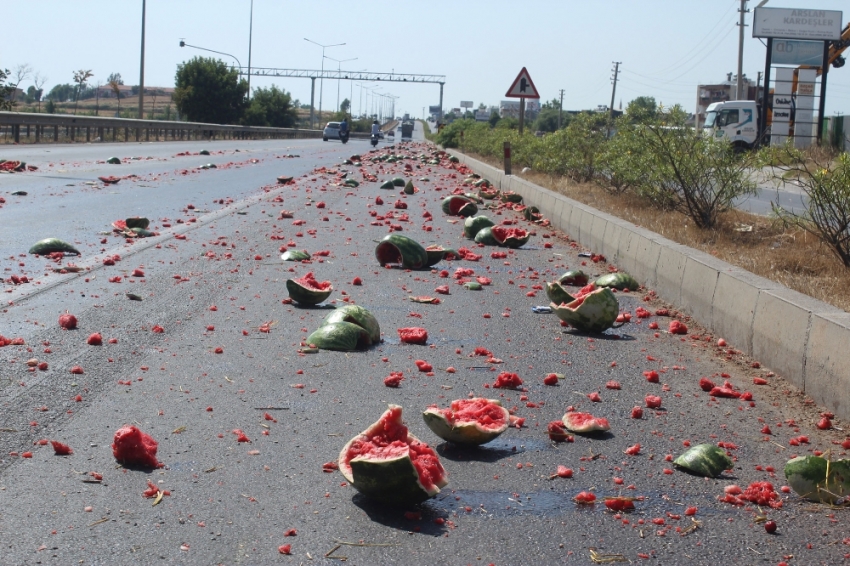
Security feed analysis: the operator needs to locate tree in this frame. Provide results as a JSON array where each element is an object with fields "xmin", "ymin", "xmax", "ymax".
[
  {"xmin": 533, "ymin": 107, "xmax": 569, "ymax": 133},
  {"xmin": 243, "ymin": 85, "xmax": 297, "ymax": 127},
  {"xmin": 109, "ymin": 78, "xmax": 122, "ymax": 111},
  {"xmin": 106, "ymin": 72, "xmax": 123, "ymax": 85},
  {"xmin": 340, "ymin": 97, "xmax": 350, "ymax": 114},
  {"xmin": 46, "ymin": 83, "xmax": 75, "ymax": 102},
  {"xmin": 173, "ymin": 56, "xmax": 248, "ymax": 124},
  {"xmin": 72, "ymin": 69, "xmax": 93, "ymax": 114},
  {"xmin": 33, "ymin": 72, "xmax": 46, "ymax": 112},
  {"xmin": 625, "ymin": 96, "xmax": 658, "ymax": 123},
  {"xmin": 13, "ymin": 64, "xmax": 32, "ymax": 89},
  {"xmin": 0, "ymin": 68, "xmax": 16, "ymax": 111}
]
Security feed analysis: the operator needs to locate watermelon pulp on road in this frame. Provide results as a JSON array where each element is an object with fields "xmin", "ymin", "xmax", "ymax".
[{"xmin": 422, "ymin": 398, "xmax": 510, "ymax": 445}]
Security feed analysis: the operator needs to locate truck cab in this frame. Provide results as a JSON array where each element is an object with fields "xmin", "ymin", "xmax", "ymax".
[{"xmin": 703, "ymin": 100, "xmax": 758, "ymax": 150}]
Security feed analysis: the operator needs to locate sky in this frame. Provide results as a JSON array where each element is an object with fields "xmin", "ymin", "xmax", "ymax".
[{"xmin": 3, "ymin": 0, "xmax": 849, "ymax": 119}]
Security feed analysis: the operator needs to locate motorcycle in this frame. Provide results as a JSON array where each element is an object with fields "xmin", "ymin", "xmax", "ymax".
[
  {"xmin": 370, "ymin": 133, "xmax": 379, "ymax": 147},
  {"xmin": 339, "ymin": 129, "xmax": 349, "ymax": 144}
]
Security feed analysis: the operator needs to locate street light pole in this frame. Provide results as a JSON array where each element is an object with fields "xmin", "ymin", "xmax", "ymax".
[
  {"xmin": 325, "ymin": 56, "xmax": 357, "ymax": 114},
  {"xmin": 304, "ymin": 38, "xmax": 345, "ymax": 126},
  {"xmin": 179, "ymin": 41, "xmax": 243, "ymax": 75},
  {"xmin": 138, "ymin": 0, "xmax": 146, "ymax": 119},
  {"xmin": 247, "ymin": 0, "xmax": 253, "ymax": 100}
]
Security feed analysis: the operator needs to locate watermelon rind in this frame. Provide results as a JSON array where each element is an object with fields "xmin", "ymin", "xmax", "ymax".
[
  {"xmin": 422, "ymin": 398, "xmax": 510, "ymax": 446},
  {"xmin": 285, "ymin": 274, "xmax": 333, "ymax": 305},
  {"xmin": 558, "ymin": 269, "xmax": 589, "ymax": 286},
  {"xmin": 375, "ymin": 234, "xmax": 428, "ymax": 270},
  {"xmin": 129, "ymin": 227, "xmax": 155, "ymax": 238},
  {"xmin": 391, "ymin": 177, "xmax": 406, "ymax": 187},
  {"xmin": 673, "ymin": 444, "xmax": 733, "ymax": 478},
  {"xmin": 500, "ymin": 192, "xmax": 523, "ymax": 203},
  {"xmin": 463, "ymin": 216, "xmax": 495, "ymax": 239},
  {"xmin": 281, "ymin": 250, "xmax": 311, "ymax": 262},
  {"xmin": 28, "ymin": 238, "xmax": 81, "ymax": 256},
  {"xmin": 464, "ymin": 282, "xmax": 482, "ymax": 291},
  {"xmin": 562, "ymin": 412, "xmax": 610, "ymax": 433},
  {"xmin": 306, "ymin": 321, "xmax": 372, "ymax": 351},
  {"xmin": 339, "ymin": 405, "xmax": 448, "ymax": 505},
  {"xmin": 322, "ymin": 305, "xmax": 381, "ymax": 344},
  {"xmin": 474, "ymin": 226, "xmax": 499, "ymax": 246},
  {"xmin": 106, "ymin": 156, "xmax": 121, "ymax": 164},
  {"xmin": 380, "ymin": 180, "xmax": 395, "ymax": 189},
  {"xmin": 124, "ymin": 217, "xmax": 150, "ymax": 230},
  {"xmin": 441, "ymin": 195, "xmax": 478, "ymax": 218},
  {"xmin": 404, "ymin": 180, "xmax": 414, "ymax": 194},
  {"xmin": 424, "ymin": 246, "xmax": 448, "ymax": 267},
  {"xmin": 551, "ymin": 288, "xmax": 619, "ymax": 333},
  {"xmin": 594, "ymin": 272, "xmax": 640, "ymax": 291},
  {"xmin": 784, "ymin": 456, "xmax": 850, "ymax": 503},
  {"xmin": 545, "ymin": 282, "xmax": 575, "ymax": 306},
  {"xmin": 498, "ymin": 228, "xmax": 530, "ymax": 249}
]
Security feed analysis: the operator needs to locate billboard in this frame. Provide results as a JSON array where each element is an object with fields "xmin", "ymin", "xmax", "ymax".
[
  {"xmin": 771, "ymin": 39, "xmax": 824, "ymax": 66},
  {"xmin": 460, "ymin": 101, "xmax": 473, "ymax": 109},
  {"xmin": 428, "ymin": 105, "xmax": 441, "ymax": 115},
  {"xmin": 753, "ymin": 7, "xmax": 842, "ymax": 40}
]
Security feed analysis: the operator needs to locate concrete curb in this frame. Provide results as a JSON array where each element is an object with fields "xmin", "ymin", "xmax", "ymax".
[{"xmin": 446, "ymin": 149, "xmax": 850, "ymax": 420}]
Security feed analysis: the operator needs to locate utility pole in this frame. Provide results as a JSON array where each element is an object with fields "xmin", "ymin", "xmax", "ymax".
[
  {"xmin": 558, "ymin": 88, "xmax": 564, "ymax": 129},
  {"xmin": 247, "ymin": 0, "xmax": 253, "ymax": 100},
  {"xmin": 736, "ymin": 0, "xmax": 749, "ymax": 100},
  {"xmin": 609, "ymin": 62, "xmax": 621, "ymax": 122},
  {"xmin": 138, "ymin": 0, "xmax": 146, "ymax": 120}
]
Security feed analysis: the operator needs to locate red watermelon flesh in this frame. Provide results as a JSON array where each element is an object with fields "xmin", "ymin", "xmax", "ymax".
[
  {"xmin": 562, "ymin": 411, "xmax": 610, "ymax": 433},
  {"xmin": 340, "ymin": 405, "xmax": 446, "ymax": 495},
  {"xmin": 112, "ymin": 425, "xmax": 163, "ymax": 468},
  {"xmin": 490, "ymin": 226, "xmax": 527, "ymax": 243},
  {"xmin": 434, "ymin": 398, "xmax": 507, "ymax": 430},
  {"xmin": 561, "ymin": 283, "xmax": 597, "ymax": 307},
  {"xmin": 293, "ymin": 272, "xmax": 331, "ymax": 292}
]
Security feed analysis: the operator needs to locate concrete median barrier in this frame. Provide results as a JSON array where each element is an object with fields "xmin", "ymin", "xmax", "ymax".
[{"xmin": 446, "ymin": 148, "xmax": 850, "ymax": 420}]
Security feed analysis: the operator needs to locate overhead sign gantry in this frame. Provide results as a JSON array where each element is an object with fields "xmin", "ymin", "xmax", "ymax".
[{"xmin": 240, "ymin": 68, "xmax": 447, "ymax": 127}]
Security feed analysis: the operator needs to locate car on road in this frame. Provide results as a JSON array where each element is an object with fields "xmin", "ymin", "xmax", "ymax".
[{"xmin": 322, "ymin": 122, "xmax": 341, "ymax": 142}]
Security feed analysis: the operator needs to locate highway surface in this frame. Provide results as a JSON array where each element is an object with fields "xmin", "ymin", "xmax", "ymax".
[{"xmin": 0, "ymin": 127, "xmax": 846, "ymax": 565}]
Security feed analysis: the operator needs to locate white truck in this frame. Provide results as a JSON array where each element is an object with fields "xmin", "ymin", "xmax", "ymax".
[{"xmin": 702, "ymin": 100, "xmax": 760, "ymax": 151}]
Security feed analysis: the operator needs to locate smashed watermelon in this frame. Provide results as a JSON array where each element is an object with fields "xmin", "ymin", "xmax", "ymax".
[
  {"xmin": 422, "ymin": 398, "xmax": 510, "ymax": 445},
  {"xmin": 112, "ymin": 425, "xmax": 163, "ymax": 468},
  {"xmin": 339, "ymin": 405, "xmax": 448, "ymax": 505},
  {"xmin": 286, "ymin": 272, "xmax": 333, "ymax": 305},
  {"xmin": 562, "ymin": 412, "xmax": 610, "ymax": 434}
]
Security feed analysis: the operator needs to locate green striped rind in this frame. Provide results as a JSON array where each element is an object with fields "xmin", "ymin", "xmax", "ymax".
[
  {"xmin": 523, "ymin": 206, "xmax": 541, "ymax": 221},
  {"xmin": 125, "ymin": 217, "xmax": 150, "ymax": 229},
  {"xmin": 474, "ymin": 226, "xmax": 499, "ymax": 246},
  {"xmin": 343, "ymin": 178, "xmax": 359, "ymax": 187},
  {"xmin": 281, "ymin": 250, "xmax": 311, "ymax": 261},
  {"xmin": 673, "ymin": 444, "xmax": 733, "ymax": 478},
  {"xmin": 784, "ymin": 456, "xmax": 850, "ymax": 503},
  {"xmin": 550, "ymin": 288, "xmax": 619, "ymax": 333},
  {"xmin": 130, "ymin": 228, "xmax": 155, "ymax": 238},
  {"xmin": 545, "ymin": 282, "xmax": 575, "ymax": 306},
  {"xmin": 558, "ymin": 270, "xmax": 589, "ymax": 286},
  {"xmin": 500, "ymin": 192, "xmax": 523, "ymax": 203},
  {"xmin": 463, "ymin": 216, "xmax": 495, "ymax": 239},
  {"xmin": 500, "ymin": 231, "xmax": 530, "ymax": 249},
  {"xmin": 594, "ymin": 272, "xmax": 640, "ymax": 291},
  {"xmin": 28, "ymin": 238, "xmax": 81, "ymax": 256},
  {"xmin": 404, "ymin": 180, "xmax": 414, "ymax": 194},
  {"xmin": 306, "ymin": 321, "xmax": 372, "ymax": 351},
  {"xmin": 380, "ymin": 180, "xmax": 395, "ymax": 189},
  {"xmin": 392, "ymin": 177, "xmax": 406, "ymax": 187},
  {"xmin": 473, "ymin": 178, "xmax": 490, "ymax": 188},
  {"xmin": 464, "ymin": 282, "xmax": 482, "ymax": 290},
  {"xmin": 285, "ymin": 278, "xmax": 333, "ymax": 305},
  {"xmin": 424, "ymin": 246, "xmax": 449, "ymax": 267},
  {"xmin": 441, "ymin": 195, "xmax": 478, "ymax": 217},
  {"xmin": 422, "ymin": 402, "xmax": 509, "ymax": 446},
  {"xmin": 375, "ymin": 234, "xmax": 428, "ymax": 269},
  {"xmin": 322, "ymin": 305, "xmax": 381, "ymax": 344},
  {"xmin": 106, "ymin": 156, "xmax": 121, "ymax": 164},
  {"xmin": 339, "ymin": 405, "xmax": 447, "ymax": 505}
]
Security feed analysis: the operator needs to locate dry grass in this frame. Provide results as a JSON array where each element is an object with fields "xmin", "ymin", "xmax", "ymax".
[{"xmin": 469, "ymin": 153, "xmax": 850, "ymax": 313}]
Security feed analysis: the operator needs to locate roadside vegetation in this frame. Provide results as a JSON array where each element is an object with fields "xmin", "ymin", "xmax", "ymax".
[{"xmin": 437, "ymin": 100, "xmax": 850, "ymax": 312}]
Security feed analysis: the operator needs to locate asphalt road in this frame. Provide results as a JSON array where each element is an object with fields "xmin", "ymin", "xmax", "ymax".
[{"xmin": 0, "ymin": 131, "xmax": 847, "ymax": 565}]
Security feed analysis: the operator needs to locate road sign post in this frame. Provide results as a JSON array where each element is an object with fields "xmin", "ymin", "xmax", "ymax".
[
  {"xmin": 503, "ymin": 141, "xmax": 511, "ymax": 175},
  {"xmin": 504, "ymin": 67, "xmax": 540, "ymax": 135}
]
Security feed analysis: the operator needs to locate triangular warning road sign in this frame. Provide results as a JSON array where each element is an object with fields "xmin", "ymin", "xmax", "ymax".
[{"xmin": 505, "ymin": 67, "xmax": 540, "ymax": 98}]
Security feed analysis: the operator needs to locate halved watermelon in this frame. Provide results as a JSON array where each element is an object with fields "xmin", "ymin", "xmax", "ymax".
[
  {"xmin": 306, "ymin": 321, "xmax": 372, "ymax": 351},
  {"xmin": 375, "ymin": 234, "xmax": 428, "ymax": 269},
  {"xmin": 422, "ymin": 398, "xmax": 509, "ymax": 445},
  {"xmin": 490, "ymin": 226, "xmax": 530, "ymax": 248},
  {"xmin": 322, "ymin": 305, "xmax": 380, "ymax": 343},
  {"xmin": 339, "ymin": 405, "xmax": 448, "ymax": 505},
  {"xmin": 441, "ymin": 195, "xmax": 478, "ymax": 217},
  {"xmin": 562, "ymin": 412, "xmax": 610, "ymax": 433},
  {"xmin": 551, "ymin": 286, "xmax": 619, "ymax": 333},
  {"xmin": 545, "ymin": 282, "xmax": 575, "ymax": 305},
  {"xmin": 285, "ymin": 272, "xmax": 333, "ymax": 305}
]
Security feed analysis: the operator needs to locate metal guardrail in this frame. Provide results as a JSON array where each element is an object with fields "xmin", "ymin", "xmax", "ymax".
[{"xmin": 0, "ymin": 111, "xmax": 325, "ymax": 144}]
